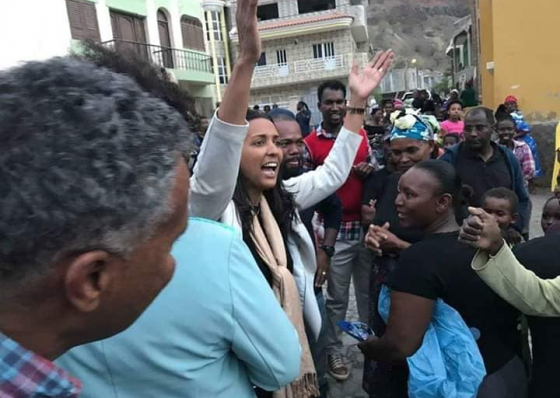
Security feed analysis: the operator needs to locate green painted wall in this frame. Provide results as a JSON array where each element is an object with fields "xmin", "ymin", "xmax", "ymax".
[
  {"xmin": 153, "ymin": 0, "xmax": 173, "ymax": 14},
  {"xmin": 188, "ymin": 84, "xmax": 214, "ymax": 98},
  {"xmin": 106, "ymin": 0, "xmax": 147, "ymax": 15},
  {"xmin": 70, "ymin": 40, "xmax": 85, "ymax": 55},
  {"xmin": 178, "ymin": 0, "xmax": 204, "ymax": 19},
  {"xmin": 148, "ymin": 0, "xmax": 203, "ymax": 19},
  {"xmin": 171, "ymin": 69, "xmax": 215, "ymax": 84}
]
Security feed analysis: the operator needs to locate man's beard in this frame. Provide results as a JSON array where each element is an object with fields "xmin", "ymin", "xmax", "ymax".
[{"xmin": 281, "ymin": 161, "xmax": 302, "ymax": 180}]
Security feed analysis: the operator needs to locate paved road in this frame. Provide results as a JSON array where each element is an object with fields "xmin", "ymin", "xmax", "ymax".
[{"xmin": 326, "ymin": 188, "xmax": 553, "ymax": 398}]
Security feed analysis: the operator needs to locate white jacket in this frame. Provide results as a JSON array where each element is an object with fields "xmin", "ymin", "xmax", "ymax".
[
  {"xmin": 220, "ymin": 127, "xmax": 363, "ymax": 339},
  {"xmin": 189, "ymin": 114, "xmax": 248, "ymax": 220}
]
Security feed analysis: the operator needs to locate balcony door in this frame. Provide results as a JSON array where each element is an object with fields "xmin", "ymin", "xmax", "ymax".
[
  {"xmin": 110, "ymin": 10, "xmax": 147, "ymax": 58},
  {"xmin": 313, "ymin": 42, "xmax": 336, "ymax": 70},
  {"xmin": 157, "ymin": 10, "xmax": 174, "ymax": 68},
  {"xmin": 276, "ymin": 49, "xmax": 289, "ymax": 77}
]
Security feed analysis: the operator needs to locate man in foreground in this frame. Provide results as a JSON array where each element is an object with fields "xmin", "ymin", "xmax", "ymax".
[{"xmin": 0, "ymin": 57, "xmax": 190, "ymax": 396}]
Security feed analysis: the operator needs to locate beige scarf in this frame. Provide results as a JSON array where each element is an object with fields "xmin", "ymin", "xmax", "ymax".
[{"xmin": 250, "ymin": 197, "xmax": 319, "ymax": 398}]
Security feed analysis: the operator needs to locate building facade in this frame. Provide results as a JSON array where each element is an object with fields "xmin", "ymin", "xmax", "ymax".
[
  {"xmin": 446, "ymin": 15, "xmax": 476, "ymax": 91},
  {"xmin": 1, "ymin": 0, "xmax": 217, "ymax": 116},
  {"xmin": 476, "ymin": 0, "xmax": 560, "ymax": 123},
  {"xmin": 379, "ymin": 67, "xmax": 443, "ymax": 96},
  {"xmin": 225, "ymin": 0, "xmax": 370, "ymax": 124}
]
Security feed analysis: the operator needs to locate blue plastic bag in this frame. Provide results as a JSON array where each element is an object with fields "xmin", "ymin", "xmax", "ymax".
[{"xmin": 378, "ymin": 285, "xmax": 486, "ymax": 398}]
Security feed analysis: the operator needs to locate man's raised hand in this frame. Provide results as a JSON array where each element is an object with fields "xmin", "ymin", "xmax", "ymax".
[{"xmin": 348, "ymin": 50, "xmax": 394, "ymax": 101}]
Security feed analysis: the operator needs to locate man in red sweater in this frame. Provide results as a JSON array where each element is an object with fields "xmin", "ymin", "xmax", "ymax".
[{"xmin": 303, "ymin": 80, "xmax": 376, "ymax": 381}]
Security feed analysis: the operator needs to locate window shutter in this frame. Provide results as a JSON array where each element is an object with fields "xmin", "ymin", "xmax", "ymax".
[
  {"xmin": 196, "ymin": 25, "xmax": 204, "ymax": 51},
  {"xmin": 66, "ymin": 0, "xmax": 100, "ymax": 41},
  {"xmin": 82, "ymin": 1, "xmax": 100, "ymax": 41},
  {"xmin": 181, "ymin": 16, "xmax": 205, "ymax": 51}
]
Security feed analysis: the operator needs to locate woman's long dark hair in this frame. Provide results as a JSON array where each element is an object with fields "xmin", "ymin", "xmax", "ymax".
[{"xmin": 233, "ymin": 110, "xmax": 297, "ymax": 241}]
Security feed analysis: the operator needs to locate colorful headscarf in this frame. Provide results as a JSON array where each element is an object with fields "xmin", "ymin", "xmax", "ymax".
[
  {"xmin": 389, "ymin": 109, "xmax": 434, "ymax": 142},
  {"xmin": 505, "ymin": 95, "xmax": 518, "ymax": 104}
]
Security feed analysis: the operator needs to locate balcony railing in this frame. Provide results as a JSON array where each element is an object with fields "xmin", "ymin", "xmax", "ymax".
[
  {"xmin": 253, "ymin": 55, "xmax": 344, "ymax": 80},
  {"xmin": 254, "ymin": 63, "xmax": 290, "ymax": 79},
  {"xmin": 102, "ymin": 40, "xmax": 212, "ymax": 74},
  {"xmin": 294, "ymin": 55, "xmax": 344, "ymax": 74}
]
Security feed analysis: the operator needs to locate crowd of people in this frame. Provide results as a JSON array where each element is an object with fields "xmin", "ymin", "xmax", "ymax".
[{"xmin": 1, "ymin": 1, "xmax": 558, "ymax": 398}]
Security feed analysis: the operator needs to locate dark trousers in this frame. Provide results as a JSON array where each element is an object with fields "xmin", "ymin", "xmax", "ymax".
[{"xmin": 477, "ymin": 356, "xmax": 527, "ymax": 398}]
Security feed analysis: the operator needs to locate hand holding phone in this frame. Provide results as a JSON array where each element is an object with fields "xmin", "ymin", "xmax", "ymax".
[{"xmin": 337, "ymin": 321, "xmax": 373, "ymax": 342}]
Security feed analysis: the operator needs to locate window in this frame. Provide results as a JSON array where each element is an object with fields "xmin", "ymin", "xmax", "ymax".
[
  {"xmin": 257, "ymin": 52, "xmax": 267, "ymax": 66},
  {"xmin": 313, "ymin": 42, "xmax": 335, "ymax": 59},
  {"xmin": 110, "ymin": 10, "xmax": 146, "ymax": 42},
  {"xmin": 66, "ymin": 0, "xmax": 100, "ymax": 41},
  {"xmin": 204, "ymin": 11, "xmax": 222, "ymax": 42},
  {"xmin": 217, "ymin": 57, "xmax": 228, "ymax": 84},
  {"xmin": 297, "ymin": 0, "xmax": 336, "ymax": 14},
  {"xmin": 257, "ymin": 3, "xmax": 279, "ymax": 21},
  {"xmin": 181, "ymin": 16, "xmax": 205, "ymax": 51},
  {"xmin": 276, "ymin": 49, "xmax": 287, "ymax": 65}
]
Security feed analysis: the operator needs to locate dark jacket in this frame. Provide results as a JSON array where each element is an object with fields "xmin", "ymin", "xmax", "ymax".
[
  {"xmin": 440, "ymin": 143, "xmax": 530, "ymax": 232},
  {"xmin": 300, "ymin": 193, "xmax": 343, "ymax": 248}
]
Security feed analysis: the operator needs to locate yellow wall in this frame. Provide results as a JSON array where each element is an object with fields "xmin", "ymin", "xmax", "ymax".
[
  {"xmin": 479, "ymin": 0, "xmax": 560, "ymax": 122},
  {"xmin": 477, "ymin": 0, "xmax": 494, "ymax": 109}
]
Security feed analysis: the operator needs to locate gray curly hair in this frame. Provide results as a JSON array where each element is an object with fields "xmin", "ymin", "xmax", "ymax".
[{"xmin": 0, "ymin": 57, "xmax": 191, "ymax": 285}]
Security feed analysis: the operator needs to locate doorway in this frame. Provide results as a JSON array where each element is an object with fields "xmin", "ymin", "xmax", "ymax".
[{"xmin": 157, "ymin": 9, "xmax": 174, "ymax": 68}]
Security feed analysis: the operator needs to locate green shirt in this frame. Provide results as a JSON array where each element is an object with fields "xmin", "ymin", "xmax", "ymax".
[
  {"xmin": 460, "ymin": 87, "xmax": 478, "ymax": 107},
  {"xmin": 472, "ymin": 242, "xmax": 560, "ymax": 316}
]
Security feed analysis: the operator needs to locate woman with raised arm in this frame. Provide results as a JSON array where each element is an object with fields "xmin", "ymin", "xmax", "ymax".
[{"xmin": 219, "ymin": 51, "xmax": 394, "ymax": 398}]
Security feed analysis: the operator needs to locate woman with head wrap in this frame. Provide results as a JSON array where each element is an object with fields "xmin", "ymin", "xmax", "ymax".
[{"xmin": 360, "ymin": 110, "xmax": 437, "ymax": 397}]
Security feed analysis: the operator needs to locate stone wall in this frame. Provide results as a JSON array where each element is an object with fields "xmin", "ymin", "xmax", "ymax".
[{"xmin": 532, "ymin": 122, "xmax": 558, "ymax": 188}]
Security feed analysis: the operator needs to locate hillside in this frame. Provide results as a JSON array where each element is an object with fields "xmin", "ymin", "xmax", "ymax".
[{"xmin": 367, "ymin": 0, "xmax": 471, "ymax": 71}]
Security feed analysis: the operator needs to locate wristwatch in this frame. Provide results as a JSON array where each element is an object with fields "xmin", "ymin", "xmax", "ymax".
[{"xmin": 320, "ymin": 245, "xmax": 336, "ymax": 258}]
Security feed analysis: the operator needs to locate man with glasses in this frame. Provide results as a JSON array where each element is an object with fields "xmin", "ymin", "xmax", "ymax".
[{"xmin": 440, "ymin": 107, "xmax": 530, "ymax": 232}]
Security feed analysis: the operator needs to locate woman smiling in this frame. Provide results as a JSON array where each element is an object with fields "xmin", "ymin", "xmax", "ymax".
[{"xmin": 359, "ymin": 160, "xmax": 526, "ymax": 398}]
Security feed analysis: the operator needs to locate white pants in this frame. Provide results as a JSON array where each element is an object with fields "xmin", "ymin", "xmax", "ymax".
[{"xmin": 323, "ymin": 238, "xmax": 372, "ymax": 355}]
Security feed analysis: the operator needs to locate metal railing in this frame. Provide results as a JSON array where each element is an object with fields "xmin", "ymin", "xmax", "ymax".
[
  {"xmin": 253, "ymin": 55, "xmax": 345, "ymax": 81},
  {"xmin": 102, "ymin": 40, "xmax": 212, "ymax": 73},
  {"xmin": 254, "ymin": 63, "xmax": 290, "ymax": 79},
  {"xmin": 294, "ymin": 55, "xmax": 344, "ymax": 74}
]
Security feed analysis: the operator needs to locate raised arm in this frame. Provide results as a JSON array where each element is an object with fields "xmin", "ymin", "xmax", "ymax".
[
  {"xmin": 284, "ymin": 51, "xmax": 394, "ymax": 210},
  {"xmin": 460, "ymin": 207, "xmax": 560, "ymax": 317},
  {"xmin": 189, "ymin": 0, "xmax": 260, "ymax": 220}
]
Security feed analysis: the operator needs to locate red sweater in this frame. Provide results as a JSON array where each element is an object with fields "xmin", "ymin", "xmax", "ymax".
[{"xmin": 304, "ymin": 128, "xmax": 369, "ymax": 222}]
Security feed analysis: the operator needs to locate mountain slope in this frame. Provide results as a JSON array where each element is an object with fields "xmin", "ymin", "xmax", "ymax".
[{"xmin": 367, "ymin": 0, "xmax": 471, "ymax": 71}]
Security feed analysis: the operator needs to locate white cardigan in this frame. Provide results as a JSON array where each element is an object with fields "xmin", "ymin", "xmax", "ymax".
[
  {"xmin": 189, "ymin": 114, "xmax": 248, "ymax": 220},
  {"xmin": 220, "ymin": 128, "xmax": 363, "ymax": 339}
]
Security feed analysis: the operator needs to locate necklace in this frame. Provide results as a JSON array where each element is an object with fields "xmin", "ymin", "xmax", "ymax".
[{"xmin": 250, "ymin": 204, "xmax": 261, "ymax": 217}]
